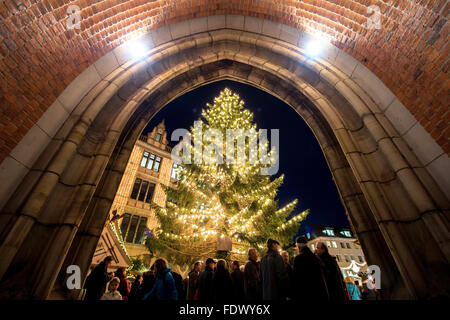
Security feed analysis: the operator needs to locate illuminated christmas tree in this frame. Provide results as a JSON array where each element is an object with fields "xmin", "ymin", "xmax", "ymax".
[{"xmin": 147, "ymin": 88, "xmax": 309, "ymax": 266}]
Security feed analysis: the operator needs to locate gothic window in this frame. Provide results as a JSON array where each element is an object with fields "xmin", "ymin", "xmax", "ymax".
[
  {"xmin": 121, "ymin": 214, "xmax": 148, "ymax": 244},
  {"xmin": 145, "ymin": 183, "xmax": 155, "ymax": 203},
  {"xmin": 130, "ymin": 178, "xmax": 142, "ymax": 199},
  {"xmin": 134, "ymin": 217, "xmax": 148, "ymax": 244},
  {"xmin": 125, "ymin": 215, "xmax": 139, "ymax": 243},
  {"xmin": 138, "ymin": 181, "xmax": 149, "ymax": 201}
]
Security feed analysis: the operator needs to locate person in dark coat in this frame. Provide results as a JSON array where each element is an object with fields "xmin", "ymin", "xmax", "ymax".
[
  {"xmin": 259, "ymin": 239, "xmax": 289, "ymax": 300},
  {"xmin": 143, "ymin": 259, "xmax": 178, "ymax": 300},
  {"xmin": 187, "ymin": 261, "xmax": 202, "ymax": 300},
  {"xmin": 230, "ymin": 260, "xmax": 245, "ymax": 300},
  {"xmin": 171, "ymin": 270, "xmax": 184, "ymax": 301},
  {"xmin": 213, "ymin": 259, "xmax": 234, "ymax": 301},
  {"xmin": 128, "ymin": 274, "xmax": 143, "ymax": 301},
  {"xmin": 361, "ymin": 280, "xmax": 378, "ymax": 300},
  {"xmin": 115, "ymin": 267, "xmax": 131, "ymax": 300},
  {"xmin": 314, "ymin": 241, "xmax": 347, "ymax": 301},
  {"xmin": 244, "ymin": 248, "xmax": 261, "ymax": 300},
  {"xmin": 197, "ymin": 258, "xmax": 216, "ymax": 301},
  {"xmin": 137, "ymin": 270, "xmax": 155, "ymax": 300},
  {"xmin": 293, "ymin": 236, "xmax": 329, "ymax": 301},
  {"xmin": 281, "ymin": 251, "xmax": 293, "ymax": 299},
  {"xmin": 84, "ymin": 256, "xmax": 113, "ymax": 300}
]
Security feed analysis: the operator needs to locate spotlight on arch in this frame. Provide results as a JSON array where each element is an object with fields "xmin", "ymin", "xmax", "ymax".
[
  {"xmin": 126, "ymin": 39, "xmax": 148, "ymax": 60},
  {"xmin": 305, "ymin": 38, "xmax": 325, "ymax": 57}
]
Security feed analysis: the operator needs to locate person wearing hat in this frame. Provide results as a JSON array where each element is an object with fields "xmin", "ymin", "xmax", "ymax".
[
  {"xmin": 259, "ymin": 238, "xmax": 289, "ymax": 300},
  {"xmin": 293, "ymin": 236, "xmax": 329, "ymax": 301},
  {"xmin": 196, "ymin": 258, "xmax": 216, "ymax": 301}
]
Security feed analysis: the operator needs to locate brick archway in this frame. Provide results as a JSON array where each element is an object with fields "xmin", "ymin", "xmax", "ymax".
[
  {"xmin": 0, "ymin": 17, "xmax": 448, "ymax": 300},
  {"xmin": 1, "ymin": 1, "xmax": 448, "ymax": 162}
]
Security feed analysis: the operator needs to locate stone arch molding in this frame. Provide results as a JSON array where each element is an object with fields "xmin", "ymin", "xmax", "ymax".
[{"xmin": 0, "ymin": 15, "xmax": 448, "ymax": 299}]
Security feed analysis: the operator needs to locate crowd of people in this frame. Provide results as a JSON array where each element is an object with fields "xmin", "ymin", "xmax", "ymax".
[{"xmin": 84, "ymin": 236, "xmax": 379, "ymax": 301}]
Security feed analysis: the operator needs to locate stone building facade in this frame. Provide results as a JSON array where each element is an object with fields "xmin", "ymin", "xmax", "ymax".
[
  {"xmin": 91, "ymin": 223, "xmax": 131, "ymax": 272},
  {"xmin": 305, "ymin": 225, "xmax": 368, "ymax": 281},
  {"xmin": 105, "ymin": 120, "xmax": 178, "ymax": 262}
]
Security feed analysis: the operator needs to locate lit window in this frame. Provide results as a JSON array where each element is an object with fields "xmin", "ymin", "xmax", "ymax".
[
  {"xmin": 155, "ymin": 133, "xmax": 161, "ymax": 142},
  {"xmin": 140, "ymin": 152, "xmax": 149, "ymax": 167},
  {"xmin": 340, "ymin": 230, "xmax": 352, "ymax": 237},
  {"xmin": 332, "ymin": 241, "xmax": 337, "ymax": 248},
  {"xmin": 323, "ymin": 228, "xmax": 335, "ymax": 236},
  {"xmin": 311, "ymin": 244, "xmax": 315, "ymax": 251},
  {"xmin": 153, "ymin": 156, "xmax": 161, "ymax": 172},
  {"xmin": 326, "ymin": 241, "xmax": 331, "ymax": 248},
  {"xmin": 142, "ymin": 152, "xmax": 162, "ymax": 172},
  {"xmin": 171, "ymin": 163, "xmax": 182, "ymax": 180},
  {"xmin": 146, "ymin": 154, "xmax": 155, "ymax": 170}
]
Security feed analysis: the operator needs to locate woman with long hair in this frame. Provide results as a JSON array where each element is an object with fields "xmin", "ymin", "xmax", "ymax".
[
  {"xmin": 143, "ymin": 259, "xmax": 178, "ymax": 300},
  {"xmin": 213, "ymin": 259, "xmax": 233, "ymax": 301}
]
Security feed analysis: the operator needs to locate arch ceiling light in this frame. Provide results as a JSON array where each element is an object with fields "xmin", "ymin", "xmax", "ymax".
[
  {"xmin": 305, "ymin": 38, "xmax": 325, "ymax": 57},
  {"xmin": 126, "ymin": 38, "xmax": 149, "ymax": 60}
]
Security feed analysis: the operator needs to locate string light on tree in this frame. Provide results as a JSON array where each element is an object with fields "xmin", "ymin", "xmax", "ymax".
[{"xmin": 147, "ymin": 88, "xmax": 309, "ymax": 266}]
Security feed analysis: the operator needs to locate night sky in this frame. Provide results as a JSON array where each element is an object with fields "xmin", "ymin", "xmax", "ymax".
[{"xmin": 144, "ymin": 80, "xmax": 349, "ymax": 235}]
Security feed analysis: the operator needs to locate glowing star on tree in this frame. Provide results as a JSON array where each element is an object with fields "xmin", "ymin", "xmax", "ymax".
[{"xmin": 147, "ymin": 88, "xmax": 309, "ymax": 267}]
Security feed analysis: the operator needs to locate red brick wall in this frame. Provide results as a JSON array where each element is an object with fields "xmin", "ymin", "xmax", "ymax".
[{"xmin": 0, "ymin": 0, "xmax": 448, "ymax": 165}]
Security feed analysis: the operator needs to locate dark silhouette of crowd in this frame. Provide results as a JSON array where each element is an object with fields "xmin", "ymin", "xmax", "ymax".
[{"xmin": 84, "ymin": 236, "xmax": 376, "ymax": 301}]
